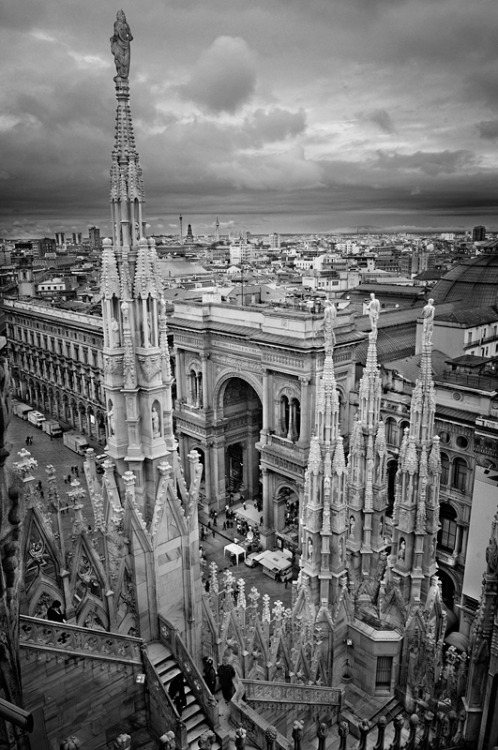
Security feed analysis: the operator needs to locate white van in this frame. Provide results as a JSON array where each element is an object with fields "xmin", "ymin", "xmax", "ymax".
[
  {"xmin": 27, "ymin": 411, "xmax": 46, "ymax": 428},
  {"xmin": 13, "ymin": 403, "xmax": 33, "ymax": 420},
  {"xmin": 63, "ymin": 431, "xmax": 90, "ymax": 455},
  {"xmin": 42, "ymin": 419, "xmax": 63, "ymax": 437}
]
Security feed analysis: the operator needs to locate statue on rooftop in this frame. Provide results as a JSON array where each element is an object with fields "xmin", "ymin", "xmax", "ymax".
[
  {"xmin": 110, "ymin": 10, "xmax": 133, "ymax": 79},
  {"xmin": 366, "ymin": 292, "xmax": 381, "ymax": 336},
  {"xmin": 323, "ymin": 299, "xmax": 337, "ymax": 353},
  {"xmin": 422, "ymin": 298, "xmax": 435, "ymax": 345}
]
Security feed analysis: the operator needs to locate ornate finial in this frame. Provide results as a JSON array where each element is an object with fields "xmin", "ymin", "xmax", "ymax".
[
  {"xmin": 323, "ymin": 299, "xmax": 337, "ymax": 355},
  {"xmin": 110, "ymin": 10, "xmax": 133, "ymax": 79},
  {"xmin": 366, "ymin": 292, "xmax": 380, "ymax": 338},
  {"xmin": 422, "ymin": 298, "xmax": 435, "ymax": 346}
]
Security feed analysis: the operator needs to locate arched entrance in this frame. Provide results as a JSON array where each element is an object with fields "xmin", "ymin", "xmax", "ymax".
[
  {"xmin": 274, "ymin": 484, "xmax": 299, "ymax": 554},
  {"xmin": 221, "ymin": 377, "xmax": 263, "ymax": 503}
]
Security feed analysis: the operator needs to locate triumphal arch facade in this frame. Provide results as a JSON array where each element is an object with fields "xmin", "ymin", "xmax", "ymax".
[{"xmin": 168, "ymin": 298, "xmax": 363, "ymax": 549}]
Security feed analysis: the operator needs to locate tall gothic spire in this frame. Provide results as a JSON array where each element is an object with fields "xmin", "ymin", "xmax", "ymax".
[
  {"xmin": 98, "ymin": 14, "xmax": 202, "ymax": 650},
  {"xmin": 300, "ymin": 302, "xmax": 348, "ymax": 606},
  {"xmin": 101, "ymin": 14, "xmax": 176, "ymax": 514},
  {"xmin": 390, "ymin": 299, "xmax": 440, "ymax": 608},
  {"xmin": 109, "ymin": 12, "xmax": 145, "ymax": 250},
  {"xmin": 347, "ymin": 306, "xmax": 387, "ymax": 603}
]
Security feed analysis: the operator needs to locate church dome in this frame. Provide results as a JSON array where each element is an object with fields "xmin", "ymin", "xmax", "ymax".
[{"xmin": 431, "ymin": 242, "xmax": 498, "ymax": 307}]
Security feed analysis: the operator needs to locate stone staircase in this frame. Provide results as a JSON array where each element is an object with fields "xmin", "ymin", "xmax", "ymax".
[
  {"xmin": 341, "ymin": 684, "xmax": 405, "ymax": 739},
  {"xmin": 147, "ymin": 642, "xmax": 221, "ymax": 750}
]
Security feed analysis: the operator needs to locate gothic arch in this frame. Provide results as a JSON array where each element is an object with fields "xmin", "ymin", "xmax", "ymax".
[
  {"xmin": 186, "ymin": 356, "xmax": 202, "ymax": 373},
  {"xmin": 28, "ymin": 582, "xmax": 65, "ymax": 618},
  {"xmin": 275, "ymin": 383, "xmax": 300, "ymax": 402},
  {"xmin": 212, "ymin": 370, "xmax": 264, "ymax": 417}
]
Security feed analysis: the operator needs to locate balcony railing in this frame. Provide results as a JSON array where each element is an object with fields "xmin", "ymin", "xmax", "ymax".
[{"xmin": 19, "ymin": 615, "xmax": 143, "ymax": 664}]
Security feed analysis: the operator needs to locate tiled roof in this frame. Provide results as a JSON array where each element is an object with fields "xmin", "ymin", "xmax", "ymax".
[
  {"xmin": 435, "ymin": 405, "xmax": 476, "ymax": 424},
  {"xmin": 382, "ymin": 350, "xmax": 448, "ymax": 382},
  {"xmin": 356, "ymin": 328, "xmax": 416, "ymax": 366},
  {"xmin": 435, "ymin": 305, "xmax": 498, "ymax": 326}
]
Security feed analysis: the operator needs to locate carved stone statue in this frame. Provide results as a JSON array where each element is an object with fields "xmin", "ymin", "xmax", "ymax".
[
  {"xmin": 110, "ymin": 10, "xmax": 133, "ymax": 79},
  {"xmin": 152, "ymin": 405, "xmax": 160, "ymax": 438},
  {"xmin": 485, "ymin": 536, "xmax": 498, "ymax": 575},
  {"xmin": 366, "ymin": 292, "xmax": 380, "ymax": 335},
  {"xmin": 323, "ymin": 299, "xmax": 337, "ymax": 353},
  {"xmin": 110, "ymin": 317, "xmax": 121, "ymax": 347},
  {"xmin": 422, "ymin": 299, "xmax": 435, "ymax": 345},
  {"xmin": 108, "ymin": 404, "xmax": 116, "ymax": 436}
]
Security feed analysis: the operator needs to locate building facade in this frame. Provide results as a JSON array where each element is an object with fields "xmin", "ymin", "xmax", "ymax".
[
  {"xmin": 169, "ymin": 299, "xmax": 362, "ymax": 550},
  {"xmin": 4, "ymin": 299, "xmax": 107, "ymax": 441}
]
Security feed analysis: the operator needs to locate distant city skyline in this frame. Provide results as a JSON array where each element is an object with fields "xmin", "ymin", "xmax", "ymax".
[{"xmin": 1, "ymin": 0, "xmax": 497, "ymax": 238}]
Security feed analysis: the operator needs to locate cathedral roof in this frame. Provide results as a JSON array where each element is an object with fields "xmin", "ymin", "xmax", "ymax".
[{"xmin": 382, "ymin": 350, "xmax": 448, "ymax": 384}]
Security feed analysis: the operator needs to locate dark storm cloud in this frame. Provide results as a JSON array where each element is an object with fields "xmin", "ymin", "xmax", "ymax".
[
  {"xmin": 1, "ymin": 0, "xmax": 497, "ymax": 236},
  {"xmin": 358, "ymin": 109, "xmax": 395, "ymax": 134},
  {"xmin": 178, "ymin": 36, "xmax": 257, "ymax": 114},
  {"xmin": 478, "ymin": 120, "xmax": 498, "ymax": 140},
  {"xmin": 374, "ymin": 150, "xmax": 476, "ymax": 177}
]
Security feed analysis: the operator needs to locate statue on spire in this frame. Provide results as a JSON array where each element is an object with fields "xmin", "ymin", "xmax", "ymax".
[
  {"xmin": 422, "ymin": 298, "xmax": 435, "ymax": 346},
  {"xmin": 366, "ymin": 293, "xmax": 381, "ymax": 338},
  {"xmin": 323, "ymin": 299, "xmax": 337, "ymax": 355},
  {"xmin": 110, "ymin": 10, "xmax": 133, "ymax": 79}
]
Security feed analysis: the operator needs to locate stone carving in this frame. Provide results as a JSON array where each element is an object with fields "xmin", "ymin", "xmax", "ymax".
[
  {"xmin": 422, "ymin": 298, "xmax": 435, "ymax": 345},
  {"xmin": 323, "ymin": 300, "xmax": 337, "ymax": 353},
  {"xmin": 110, "ymin": 317, "xmax": 121, "ymax": 348},
  {"xmin": 366, "ymin": 292, "xmax": 381, "ymax": 336},
  {"xmin": 110, "ymin": 10, "xmax": 133, "ymax": 79},
  {"xmin": 138, "ymin": 355, "xmax": 161, "ymax": 382},
  {"xmin": 103, "ymin": 355, "xmax": 123, "ymax": 375},
  {"xmin": 152, "ymin": 405, "xmax": 161, "ymax": 438},
  {"xmin": 107, "ymin": 402, "xmax": 116, "ymax": 436}
]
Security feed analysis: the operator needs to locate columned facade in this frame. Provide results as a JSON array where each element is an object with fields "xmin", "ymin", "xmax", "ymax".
[{"xmin": 169, "ymin": 300, "xmax": 361, "ymax": 551}]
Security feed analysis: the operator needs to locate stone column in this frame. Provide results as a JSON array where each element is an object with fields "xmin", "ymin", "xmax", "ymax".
[
  {"xmin": 201, "ymin": 354, "xmax": 209, "ymax": 409},
  {"xmin": 262, "ymin": 369, "xmax": 271, "ymax": 433},
  {"xmin": 299, "ymin": 376, "xmax": 311, "ymax": 444},
  {"xmin": 204, "ymin": 443, "xmax": 213, "ymax": 504},
  {"xmin": 178, "ymin": 349, "xmax": 186, "ymax": 402}
]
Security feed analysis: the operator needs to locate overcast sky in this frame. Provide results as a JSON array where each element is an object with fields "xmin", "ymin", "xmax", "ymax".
[{"xmin": 2, "ymin": 0, "xmax": 498, "ymax": 238}]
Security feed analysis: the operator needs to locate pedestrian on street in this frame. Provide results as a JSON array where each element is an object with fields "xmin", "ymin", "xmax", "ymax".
[{"xmin": 212, "ymin": 527, "xmax": 216, "ymax": 538}]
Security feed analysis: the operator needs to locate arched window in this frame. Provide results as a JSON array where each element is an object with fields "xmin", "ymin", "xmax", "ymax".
[
  {"xmin": 290, "ymin": 397, "xmax": 301, "ymax": 441},
  {"xmin": 386, "ymin": 460, "xmax": 397, "ymax": 517},
  {"xmin": 280, "ymin": 395, "xmax": 289, "ymax": 436},
  {"xmin": 385, "ymin": 418, "xmax": 398, "ymax": 446},
  {"xmin": 189, "ymin": 369, "xmax": 197, "ymax": 404},
  {"xmin": 440, "ymin": 453, "xmax": 449, "ymax": 485},
  {"xmin": 438, "ymin": 504, "xmax": 457, "ymax": 552},
  {"xmin": 452, "ymin": 458, "xmax": 468, "ymax": 492},
  {"xmin": 189, "ymin": 369, "xmax": 202, "ymax": 407}
]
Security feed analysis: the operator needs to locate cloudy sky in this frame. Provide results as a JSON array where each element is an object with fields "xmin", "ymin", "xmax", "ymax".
[{"xmin": 2, "ymin": 0, "xmax": 498, "ymax": 238}]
